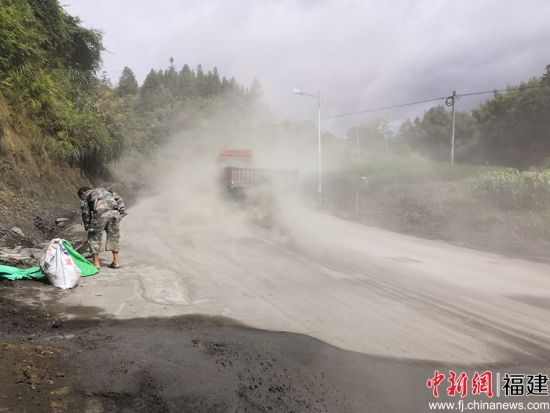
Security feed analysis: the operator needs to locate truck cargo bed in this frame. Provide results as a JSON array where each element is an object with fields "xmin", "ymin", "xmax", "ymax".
[{"xmin": 224, "ymin": 167, "xmax": 299, "ymax": 189}]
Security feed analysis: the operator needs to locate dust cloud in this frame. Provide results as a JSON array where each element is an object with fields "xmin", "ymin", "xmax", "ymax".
[{"xmin": 115, "ymin": 108, "xmax": 342, "ymax": 265}]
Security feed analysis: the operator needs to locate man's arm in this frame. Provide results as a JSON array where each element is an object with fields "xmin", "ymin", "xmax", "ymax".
[
  {"xmin": 81, "ymin": 199, "xmax": 91, "ymax": 230},
  {"xmin": 111, "ymin": 191, "xmax": 126, "ymax": 215}
]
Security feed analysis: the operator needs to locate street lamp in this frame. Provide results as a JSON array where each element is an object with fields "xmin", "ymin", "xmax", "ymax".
[{"xmin": 293, "ymin": 88, "xmax": 322, "ymax": 206}]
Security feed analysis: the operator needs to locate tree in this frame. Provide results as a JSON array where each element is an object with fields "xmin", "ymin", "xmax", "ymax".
[
  {"xmin": 139, "ymin": 69, "xmax": 162, "ymax": 110},
  {"xmin": 0, "ymin": 0, "xmax": 121, "ymax": 174},
  {"xmin": 249, "ymin": 78, "xmax": 263, "ymax": 101},
  {"xmin": 396, "ymin": 65, "xmax": 550, "ymax": 167},
  {"xmin": 27, "ymin": 0, "xmax": 103, "ymax": 75},
  {"xmin": 399, "ymin": 106, "xmax": 476, "ymax": 162},
  {"xmin": 195, "ymin": 64, "xmax": 206, "ymax": 97},
  {"xmin": 472, "ymin": 75, "xmax": 550, "ymax": 168},
  {"xmin": 205, "ymin": 67, "xmax": 221, "ymax": 96},
  {"xmin": 165, "ymin": 57, "xmax": 178, "ymax": 92},
  {"xmin": 177, "ymin": 64, "xmax": 196, "ymax": 98},
  {"xmin": 542, "ymin": 64, "xmax": 550, "ymax": 86},
  {"xmin": 116, "ymin": 66, "xmax": 138, "ymax": 96},
  {"xmin": 348, "ymin": 119, "xmax": 394, "ymax": 157}
]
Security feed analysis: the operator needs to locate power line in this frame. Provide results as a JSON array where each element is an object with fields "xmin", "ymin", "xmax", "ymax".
[
  {"xmin": 242, "ymin": 96, "xmax": 449, "ymax": 130},
  {"xmin": 320, "ymin": 96, "xmax": 448, "ymax": 121},
  {"xmin": 238, "ymin": 83, "xmax": 544, "ymax": 132},
  {"xmin": 319, "ymin": 85, "xmax": 542, "ymax": 123},
  {"xmin": 456, "ymin": 84, "xmax": 540, "ymax": 98}
]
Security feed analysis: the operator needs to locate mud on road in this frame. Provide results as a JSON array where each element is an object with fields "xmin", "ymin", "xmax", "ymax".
[
  {"xmin": 2, "ymin": 284, "xmax": 548, "ymax": 413},
  {"xmin": 1, "ymin": 283, "xmax": 375, "ymax": 413}
]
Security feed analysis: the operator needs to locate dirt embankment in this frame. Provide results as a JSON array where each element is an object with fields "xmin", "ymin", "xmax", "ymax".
[
  {"xmin": 0, "ymin": 96, "xmax": 92, "ymax": 248},
  {"xmin": 0, "ymin": 96, "xmax": 141, "ymax": 251},
  {"xmin": 323, "ymin": 177, "xmax": 550, "ymax": 260}
]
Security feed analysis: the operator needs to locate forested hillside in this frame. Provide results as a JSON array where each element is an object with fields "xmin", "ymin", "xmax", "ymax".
[
  {"xmin": 333, "ymin": 66, "xmax": 550, "ymax": 258},
  {"xmin": 0, "ymin": 0, "xmax": 260, "ymax": 244},
  {"xmin": 110, "ymin": 61, "xmax": 264, "ymax": 158},
  {"xmin": 0, "ymin": 0, "xmax": 260, "ymax": 174},
  {"xmin": 0, "ymin": 0, "xmax": 120, "ymax": 174},
  {"xmin": 351, "ymin": 66, "xmax": 550, "ymax": 169}
]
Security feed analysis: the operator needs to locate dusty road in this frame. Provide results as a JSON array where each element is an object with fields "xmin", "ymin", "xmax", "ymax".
[
  {"xmin": 40, "ymin": 197, "xmax": 550, "ymax": 363},
  {"xmin": 3, "ymin": 195, "xmax": 550, "ymax": 411}
]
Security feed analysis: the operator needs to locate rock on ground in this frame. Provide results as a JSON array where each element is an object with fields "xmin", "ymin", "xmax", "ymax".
[{"xmin": 10, "ymin": 227, "xmax": 24, "ymax": 237}]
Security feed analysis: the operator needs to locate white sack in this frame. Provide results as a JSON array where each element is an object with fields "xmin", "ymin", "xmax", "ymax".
[{"xmin": 40, "ymin": 238, "xmax": 81, "ymax": 289}]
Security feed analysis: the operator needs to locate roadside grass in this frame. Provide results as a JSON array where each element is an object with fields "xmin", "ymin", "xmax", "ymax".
[
  {"xmin": 472, "ymin": 169, "xmax": 550, "ymax": 210},
  {"xmin": 328, "ymin": 155, "xmax": 550, "ymax": 211},
  {"xmin": 333, "ymin": 155, "xmax": 504, "ymax": 187},
  {"xmin": 320, "ymin": 155, "xmax": 550, "ymax": 257}
]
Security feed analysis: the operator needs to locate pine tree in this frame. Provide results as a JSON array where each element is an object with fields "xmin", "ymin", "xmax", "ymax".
[
  {"xmin": 139, "ymin": 69, "xmax": 161, "ymax": 109},
  {"xmin": 116, "ymin": 66, "xmax": 139, "ymax": 96},
  {"xmin": 249, "ymin": 78, "xmax": 263, "ymax": 101},
  {"xmin": 209, "ymin": 67, "xmax": 222, "ymax": 96},
  {"xmin": 196, "ymin": 64, "xmax": 206, "ymax": 97},
  {"xmin": 177, "ymin": 64, "xmax": 196, "ymax": 98},
  {"xmin": 166, "ymin": 57, "xmax": 177, "ymax": 92}
]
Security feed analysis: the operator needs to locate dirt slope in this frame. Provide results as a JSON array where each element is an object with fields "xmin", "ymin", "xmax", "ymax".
[{"xmin": 0, "ymin": 96, "xmax": 91, "ymax": 247}]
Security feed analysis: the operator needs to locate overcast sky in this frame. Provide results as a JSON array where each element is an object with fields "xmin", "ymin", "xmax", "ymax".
[{"xmin": 64, "ymin": 0, "xmax": 550, "ymax": 135}]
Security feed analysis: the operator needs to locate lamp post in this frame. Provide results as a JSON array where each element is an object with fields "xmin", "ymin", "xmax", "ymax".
[{"xmin": 293, "ymin": 88, "xmax": 322, "ymax": 206}]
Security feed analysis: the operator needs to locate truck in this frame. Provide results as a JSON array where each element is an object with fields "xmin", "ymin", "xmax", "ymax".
[{"xmin": 217, "ymin": 148, "xmax": 298, "ymax": 200}]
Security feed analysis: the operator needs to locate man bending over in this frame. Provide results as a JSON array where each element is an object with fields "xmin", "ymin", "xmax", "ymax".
[{"xmin": 78, "ymin": 187, "xmax": 126, "ymax": 269}]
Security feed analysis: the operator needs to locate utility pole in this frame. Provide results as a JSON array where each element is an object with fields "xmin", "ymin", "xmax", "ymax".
[
  {"xmin": 292, "ymin": 88, "xmax": 323, "ymax": 207},
  {"xmin": 355, "ymin": 130, "xmax": 360, "ymax": 158},
  {"xmin": 317, "ymin": 90, "xmax": 322, "ymax": 206},
  {"xmin": 450, "ymin": 90, "xmax": 456, "ymax": 165}
]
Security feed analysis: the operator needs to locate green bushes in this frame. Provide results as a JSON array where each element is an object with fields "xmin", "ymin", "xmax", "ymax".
[
  {"xmin": 0, "ymin": 0, "xmax": 117, "ymax": 175},
  {"xmin": 0, "ymin": 1, "xmax": 45, "ymax": 72},
  {"xmin": 472, "ymin": 169, "xmax": 550, "ymax": 210},
  {"xmin": 338, "ymin": 155, "xmax": 550, "ymax": 211},
  {"xmin": 396, "ymin": 68, "xmax": 550, "ymax": 169},
  {"xmin": 341, "ymin": 155, "xmax": 502, "ymax": 187}
]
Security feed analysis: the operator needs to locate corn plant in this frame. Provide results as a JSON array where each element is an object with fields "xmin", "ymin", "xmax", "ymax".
[{"xmin": 471, "ymin": 169, "xmax": 550, "ymax": 210}]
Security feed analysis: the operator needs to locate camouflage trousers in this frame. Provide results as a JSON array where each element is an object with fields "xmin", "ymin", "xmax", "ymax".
[{"xmin": 88, "ymin": 210, "xmax": 121, "ymax": 254}]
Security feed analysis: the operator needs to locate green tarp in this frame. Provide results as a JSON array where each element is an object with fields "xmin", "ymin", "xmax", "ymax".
[
  {"xmin": 0, "ymin": 265, "xmax": 45, "ymax": 281},
  {"xmin": 62, "ymin": 240, "xmax": 98, "ymax": 277},
  {"xmin": 0, "ymin": 240, "xmax": 98, "ymax": 281}
]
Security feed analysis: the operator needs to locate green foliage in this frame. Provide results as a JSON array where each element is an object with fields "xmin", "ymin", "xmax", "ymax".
[
  {"xmin": 52, "ymin": 90, "xmax": 123, "ymax": 169},
  {"xmin": 26, "ymin": 0, "xmax": 103, "ymax": 73},
  {"xmin": 472, "ymin": 169, "xmax": 550, "ymax": 210},
  {"xmin": 339, "ymin": 155, "xmax": 502, "ymax": 187},
  {"xmin": 472, "ymin": 75, "xmax": 550, "ymax": 168},
  {"xmin": 0, "ymin": 0, "xmax": 45, "ymax": 72},
  {"xmin": 116, "ymin": 66, "xmax": 138, "ymax": 97},
  {"xmin": 348, "ymin": 119, "xmax": 396, "ymax": 156},
  {"xmin": 397, "ymin": 66, "xmax": 550, "ymax": 169},
  {"xmin": 399, "ymin": 106, "xmax": 477, "ymax": 162},
  {"xmin": 137, "ymin": 61, "xmax": 249, "ymax": 113},
  {"xmin": 348, "ymin": 155, "xmax": 550, "ymax": 211},
  {"xmin": 139, "ymin": 69, "xmax": 172, "ymax": 111},
  {"xmin": 0, "ymin": 1, "xmax": 263, "ymax": 175},
  {"xmin": 119, "ymin": 58, "xmax": 258, "ymax": 155},
  {"xmin": 0, "ymin": 0, "xmax": 119, "ymax": 175}
]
